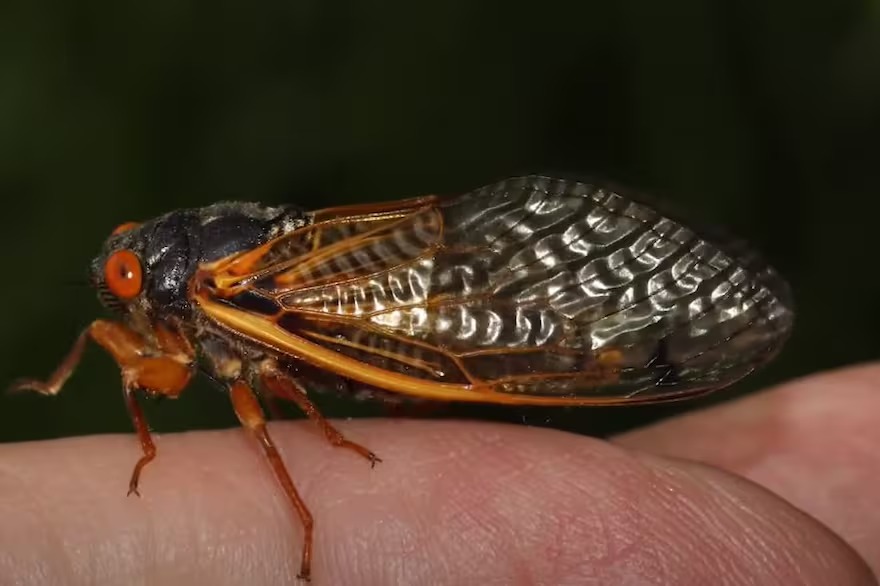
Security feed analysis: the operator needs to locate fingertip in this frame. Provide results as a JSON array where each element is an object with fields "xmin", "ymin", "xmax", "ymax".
[{"xmin": 0, "ymin": 419, "xmax": 875, "ymax": 585}]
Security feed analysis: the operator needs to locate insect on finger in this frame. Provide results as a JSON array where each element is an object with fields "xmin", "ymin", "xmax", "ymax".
[{"xmin": 9, "ymin": 175, "xmax": 795, "ymax": 582}]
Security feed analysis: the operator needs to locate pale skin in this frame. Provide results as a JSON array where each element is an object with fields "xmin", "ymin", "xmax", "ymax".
[{"xmin": 1, "ymin": 362, "xmax": 878, "ymax": 585}]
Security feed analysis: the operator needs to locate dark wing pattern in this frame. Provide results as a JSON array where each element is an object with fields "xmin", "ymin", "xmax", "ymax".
[{"xmin": 201, "ymin": 176, "xmax": 794, "ymax": 404}]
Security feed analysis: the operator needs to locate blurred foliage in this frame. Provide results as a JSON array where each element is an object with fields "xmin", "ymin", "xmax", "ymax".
[{"xmin": 0, "ymin": 1, "xmax": 878, "ymax": 443}]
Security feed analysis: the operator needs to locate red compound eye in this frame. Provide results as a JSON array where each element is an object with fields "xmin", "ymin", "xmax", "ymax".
[{"xmin": 104, "ymin": 249, "xmax": 143, "ymax": 299}]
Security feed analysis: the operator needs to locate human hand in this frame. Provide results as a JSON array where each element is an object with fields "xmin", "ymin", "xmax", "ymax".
[{"xmin": 1, "ymin": 363, "xmax": 877, "ymax": 585}]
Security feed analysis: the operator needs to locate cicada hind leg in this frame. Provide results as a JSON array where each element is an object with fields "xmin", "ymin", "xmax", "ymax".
[
  {"xmin": 260, "ymin": 361, "xmax": 381, "ymax": 467},
  {"xmin": 9, "ymin": 319, "xmax": 195, "ymax": 496}
]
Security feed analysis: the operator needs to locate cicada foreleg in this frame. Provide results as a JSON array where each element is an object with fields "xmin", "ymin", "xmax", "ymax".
[
  {"xmin": 259, "ymin": 360, "xmax": 381, "ymax": 467},
  {"xmin": 8, "ymin": 327, "xmax": 92, "ymax": 397},
  {"xmin": 9, "ymin": 319, "xmax": 195, "ymax": 496}
]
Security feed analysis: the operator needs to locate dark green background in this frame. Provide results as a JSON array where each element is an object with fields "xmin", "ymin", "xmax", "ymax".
[{"xmin": 1, "ymin": 2, "xmax": 878, "ymax": 443}]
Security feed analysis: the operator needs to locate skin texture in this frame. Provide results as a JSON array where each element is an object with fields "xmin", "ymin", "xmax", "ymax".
[{"xmin": 1, "ymin": 363, "xmax": 878, "ymax": 585}]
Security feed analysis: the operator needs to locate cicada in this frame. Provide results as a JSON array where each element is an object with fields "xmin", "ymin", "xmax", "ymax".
[{"xmin": 10, "ymin": 175, "xmax": 794, "ymax": 581}]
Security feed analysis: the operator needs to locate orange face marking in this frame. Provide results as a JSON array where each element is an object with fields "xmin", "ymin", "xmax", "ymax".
[
  {"xmin": 104, "ymin": 249, "xmax": 143, "ymax": 299},
  {"xmin": 111, "ymin": 221, "xmax": 140, "ymax": 236}
]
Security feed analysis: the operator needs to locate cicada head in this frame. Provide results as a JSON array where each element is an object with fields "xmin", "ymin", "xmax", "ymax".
[{"xmin": 88, "ymin": 201, "xmax": 308, "ymax": 327}]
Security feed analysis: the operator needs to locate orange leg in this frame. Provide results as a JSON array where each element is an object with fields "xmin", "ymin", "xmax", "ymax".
[
  {"xmin": 8, "ymin": 328, "xmax": 92, "ymax": 397},
  {"xmin": 10, "ymin": 319, "xmax": 194, "ymax": 495},
  {"xmin": 260, "ymin": 361, "xmax": 381, "ymax": 467},
  {"xmin": 124, "ymin": 389, "xmax": 157, "ymax": 496},
  {"xmin": 230, "ymin": 380, "xmax": 314, "ymax": 582}
]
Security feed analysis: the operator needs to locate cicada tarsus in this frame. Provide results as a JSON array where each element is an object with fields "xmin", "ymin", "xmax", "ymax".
[{"xmin": 10, "ymin": 175, "xmax": 794, "ymax": 581}]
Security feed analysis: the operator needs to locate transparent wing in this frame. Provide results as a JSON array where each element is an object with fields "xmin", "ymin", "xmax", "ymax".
[{"xmin": 199, "ymin": 175, "xmax": 794, "ymax": 404}]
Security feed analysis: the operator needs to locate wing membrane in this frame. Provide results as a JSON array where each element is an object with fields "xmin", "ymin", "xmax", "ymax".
[{"xmin": 197, "ymin": 175, "xmax": 794, "ymax": 404}]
